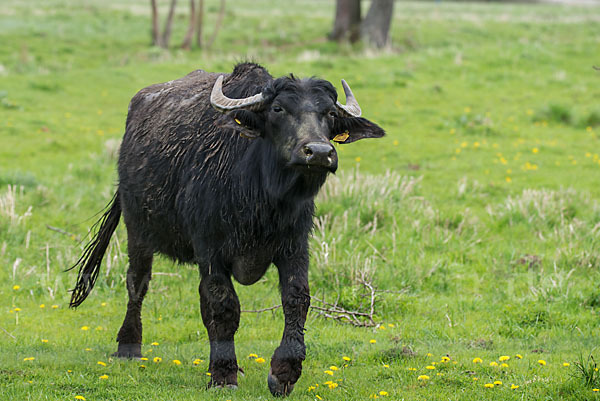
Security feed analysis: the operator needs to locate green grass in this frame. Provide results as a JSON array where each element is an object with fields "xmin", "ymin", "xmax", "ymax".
[{"xmin": 2, "ymin": 0, "xmax": 600, "ymax": 399}]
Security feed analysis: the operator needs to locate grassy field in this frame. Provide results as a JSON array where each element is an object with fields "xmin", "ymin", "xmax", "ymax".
[{"xmin": 2, "ymin": 0, "xmax": 600, "ymax": 399}]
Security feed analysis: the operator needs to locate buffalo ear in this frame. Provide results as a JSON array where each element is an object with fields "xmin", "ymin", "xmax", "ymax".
[
  {"xmin": 215, "ymin": 109, "xmax": 264, "ymax": 139},
  {"xmin": 331, "ymin": 117, "xmax": 385, "ymax": 144}
]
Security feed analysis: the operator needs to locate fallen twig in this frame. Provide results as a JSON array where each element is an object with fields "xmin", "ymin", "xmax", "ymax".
[
  {"xmin": 241, "ymin": 304, "xmax": 282, "ymax": 313},
  {"xmin": 46, "ymin": 224, "xmax": 78, "ymax": 240},
  {"xmin": 0, "ymin": 326, "xmax": 16, "ymax": 340}
]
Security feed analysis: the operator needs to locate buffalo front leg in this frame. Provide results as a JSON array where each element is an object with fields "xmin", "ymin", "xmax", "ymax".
[
  {"xmin": 200, "ymin": 273, "xmax": 240, "ymax": 388},
  {"xmin": 114, "ymin": 239, "xmax": 153, "ymax": 358},
  {"xmin": 269, "ymin": 254, "xmax": 310, "ymax": 397}
]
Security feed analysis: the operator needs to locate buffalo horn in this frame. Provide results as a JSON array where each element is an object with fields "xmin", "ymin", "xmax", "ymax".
[
  {"xmin": 210, "ymin": 75, "xmax": 266, "ymax": 112},
  {"xmin": 336, "ymin": 79, "xmax": 362, "ymax": 118}
]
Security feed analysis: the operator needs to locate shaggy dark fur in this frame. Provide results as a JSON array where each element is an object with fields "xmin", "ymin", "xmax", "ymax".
[{"xmin": 69, "ymin": 62, "xmax": 384, "ymax": 396}]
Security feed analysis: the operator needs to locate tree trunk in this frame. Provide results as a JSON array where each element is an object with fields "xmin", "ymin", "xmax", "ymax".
[
  {"xmin": 361, "ymin": 0, "xmax": 394, "ymax": 48},
  {"xmin": 182, "ymin": 0, "xmax": 196, "ymax": 49},
  {"xmin": 161, "ymin": 0, "xmax": 178, "ymax": 48},
  {"xmin": 195, "ymin": 0, "xmax": 204, "ymax": 48},
  {"xmin": 329, "ymin": 0, "xmax": 361, "ymax": 43},
  {"xmin": 151, "ymin": 0, "xmax": 161, "ymax": 47},
  {"xmin": 205, "ymin": 0, "xmax": 225, "ymax": 50}
]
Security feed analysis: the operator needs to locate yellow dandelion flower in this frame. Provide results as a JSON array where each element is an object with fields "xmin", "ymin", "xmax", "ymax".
[
  {"xmin": 563, "ymin": 362, "xmax": 570, "ymax": 367},
  {"xmin": 140, "ymin": 357, "xmax": 148, "ymax": 361},
  {"xmin": 489, "ymin": 361, "xmax": 498, "ymax": 367},
  {"xmin": 153, "ymin": 357, "xmax": 162, "ymax": 363},
  {"xmin": 369, "ymin": 339, "xmax": 376, "ymax": 344},
  {"xmin": 151, "ymin": 342, "xmax": 159, "ymax": 346},
  {"xmin": 455, "ymin": 148, "xmax": 461, "ymax": 154},
  {"xmin": 328, "ymin": 382, "xmax": 339, "ymax": 389},
  {"xmin": 417, "ymin": 375, "xmax": 429, "ymax": 381},
  {"xmin": 593, "ymin": 388, "xmax": 599, "ymax": 392},
  {"xmin": 515, "ymin": 354, "xmax": 523, "ymax": 359},
  {"xmin": 255, "ymin": 357, "xmax": 266, "ymax": 363},
  {"xmin": 383, "ymin": 364, "xmax": 389, "ymax": 368},
  {"xmin": 408, "ymin": 367, "xmax": 417, "ymax": 371},
  {"xmin": 14, "ymin": 308, "xmax": 21, "ymax": 312},
  {"xmin": 355, "ymin": 157, "xmax": 361, "ymax": 163},
  {"xmin": 511, "ymin": 384, "xmax": 519, "ymax": 389},
  {"xmin": 505, "ymin": 176, "xmax": 512, "ymax": 183},
  {"xmin": 436, "ymin": 373, "xmax": 443, "ymax": 376},
  {"xmin": 342, "ymin": 356, "xmax": 351, "ymax": 362},
  {"xmin": 97, "ymin": 361, "xmax": 106, "ymax": 366},
  {"xmin": 461, "ymin": 141, "xmax": 468, "ymax": 148},
  {"xmin": 379, "ymin": 391, "xmax": 388, "ymax": 396},
  {"xmin": 206, "ymin": 372, "xmax": 211, "ymax": 376},
  {"xmin": 330, "ymin": 366, "xmax": 338, "ymax": 371},
  {"xmin": 464, "ymin": 107, "xmax": 471, "ymax": 113},
  {"xmin": 472, "ymin": 357, "xmax": 483, "ymax": 364},
  {"xmin": 484, "ymin": 383, "xmax": 494, "ymax": 388},
  {"xmin": 378, "ymin": 325, "xmax": 386, "ymax": 330},
  {"xmin": 248, "ymin": 353, "xmax": 258, "ymax": 358},
  {"xmin": 494, "ymin": 381, "xmax": 502, "ymax": 386},
  {"xmin": 426, "ymin": 366, "xmax": 435, "ymax": 370},
  {"xmin": 388, "ymin": 323, "xmax": 394, "ymax": 328},
  {"xmin": 393, "ymin": 140, "xmax": 399, "ymax": 146},
  {"xmin": 80, "ymin": 326, "xmax": 90, "ymax": 331},
  {"xmin": 52, "ymin": 305, "xmax": 59, "ymax": 309},
  {"xmin": 538, "ymin": 360, "xmax": 546, "ymax": 366},
  {"xmin": 473, "ymin": 377, "xmax": 478, "ymax": 381},
  {"xmin": 499, "ymin": 355, "xmax": 510, "ymax": 362},
  {"xmin": 308, "ymin": 385, "xmax": 316, "ymax": 392},
  {"xmin": 441, "ymin": 356, "xmax": 450, "ymax": 362},
  {"xmin": 75, "ymin": 396, "xmax": 86, "ymax": 401},
  {"xmin": 23, "ymin": 357, "xmax": 35, "ymax": 361},
  {"xmin": 85, "ymin": 348, "xmax": 92, "ymax": 352},
  {"xmin": 139, "ymin": 364, "xmax": 146, "ymax": 369},
  {"xmin": 324, "ymin": 370, "xmax": 334, "ymax": 376},
  {"xmin": 99, "ymin": 374, "xmax": 108, "ymax": 380},
  {"xmin": 501, "ymin": 363, "xmax": 509, "ymax": 368},
  {"xmin": 67, "ymin": 370, "xmax": 72, "ymax": 373},
  {"xmin": 426, "ymin": 353, "xmax": 433, "ymax": 357},
  {"xmin": 39, "ymin": 304, "xmax": 45, "ymax": 308},
  {"xmin": 172, "ymin": 359, "xmax": 182, "ymax": 365},
  {"xmin": 41, "ymin": 339, "xmax": 48, "ymax": 343},
  {"xmin": 316, "ymin": 395, "xmax": 323, "ymax": 400},
  {"xmin": 193, "ymin": 359, "xmax": 203, "ymax": 365},
  {"xmin": 12, "ymin": 285, "xmax": 20, "ymax": 290}
]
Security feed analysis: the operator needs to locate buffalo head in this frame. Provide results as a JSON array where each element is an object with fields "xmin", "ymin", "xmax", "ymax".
[{"xmin": 211, "ymin": 74, "xmax": 385, "ymax": 174}]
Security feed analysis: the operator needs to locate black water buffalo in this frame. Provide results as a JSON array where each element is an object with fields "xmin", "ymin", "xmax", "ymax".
[{"xmin": 69, "ymin": 62, "xmax": 384, "ymax": 396}]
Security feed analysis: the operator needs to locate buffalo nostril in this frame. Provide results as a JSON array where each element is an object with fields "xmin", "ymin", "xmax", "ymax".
[{"xmin": 327, "ymin": 149, "xmax": 333, "ymax": 157}]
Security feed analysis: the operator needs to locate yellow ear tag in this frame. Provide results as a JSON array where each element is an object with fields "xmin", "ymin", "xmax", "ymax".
[
  {"xmin": 333, "ymin": 131, "xmax": 349, "ymax": 143},
  {"xmin": 234, "ymin": 118, "xmax": 242, "ymax": 125}
]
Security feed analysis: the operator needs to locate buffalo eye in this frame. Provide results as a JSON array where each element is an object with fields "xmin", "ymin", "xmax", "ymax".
[
  {"xmin": 328, "ymin": 110, "xmax": 337, "ymax": 118},
  {"xmin": 272, "ymin": 105, "xmax": 283, "ymax": 113}
]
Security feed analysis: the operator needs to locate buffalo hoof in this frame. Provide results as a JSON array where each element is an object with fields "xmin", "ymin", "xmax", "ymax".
[
  {"xmin": 112, "ymin": 343, "xmax": 142, "ymax": 359},
  {"xmin": 214, "ymin": 384, "xmax": 238, "ymax": 390},
  {"xmin": 207, "ymin": 381, "xmax": 238, "ymax": 390},
  {"xmin": 268, "ymin": 368, "xmax": 295, "ymax": 397}
]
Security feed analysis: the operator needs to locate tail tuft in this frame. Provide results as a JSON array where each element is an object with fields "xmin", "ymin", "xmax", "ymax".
[{"xmin": 68, "ymin": 192, "xmax": 121, "ymax": 308}]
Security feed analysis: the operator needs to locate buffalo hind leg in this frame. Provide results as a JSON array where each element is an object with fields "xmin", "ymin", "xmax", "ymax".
[
  {"xmin": 269, "ymin": 252, "xmax": 310, "ymax": 397},
  {"xmin": 113, "ymin": 237, "xmax": 153, "ymax": 358},
  {"xmin": 200, "ymin": 273, "xmax": 240, "ymax": 388}
]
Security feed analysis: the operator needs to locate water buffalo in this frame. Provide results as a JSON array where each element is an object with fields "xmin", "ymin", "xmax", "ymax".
[{"xmin": 69, "ymin": 62, "xmax": 384, "ymax": 396}]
